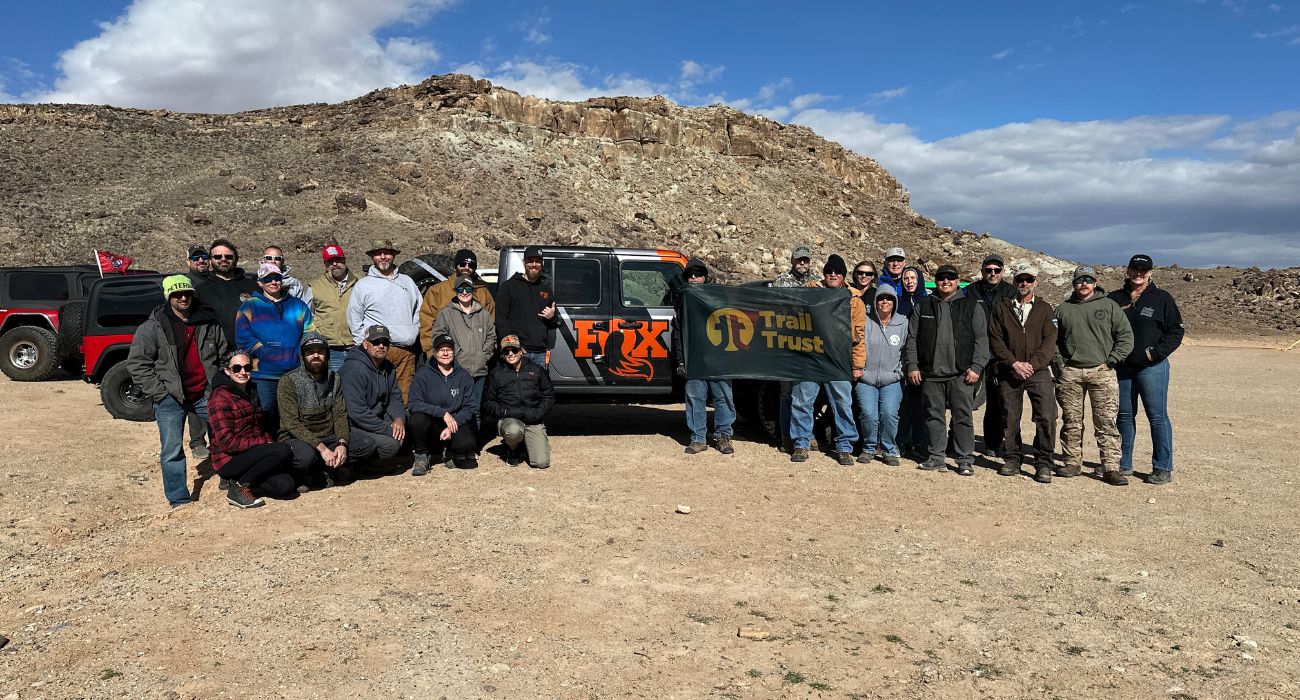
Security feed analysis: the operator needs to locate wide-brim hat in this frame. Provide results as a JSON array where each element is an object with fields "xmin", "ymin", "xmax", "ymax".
[{"xmin": 366, "ymin": 239, "xmax": 400, "ymax": 256}]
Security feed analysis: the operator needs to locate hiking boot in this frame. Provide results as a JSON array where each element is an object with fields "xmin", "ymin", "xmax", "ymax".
[
  {"xmin": 1147, "ymin": 469, "xmax": 1172, "ymax": 485},
  {"xmin": 1119, "ymin": 466, "xmax": 1134, "ymax": 476},
  {"xmin": 835, "ymin": 451, "xmax": 854, "ymax": 467},
  {"xmin": 1101, "ymin": 470, "xmax": 1129, "ymax": 486},
  {"xmin": 191, "ymin": 443, "xmax": 210, "ymax": 460},
  {"xmin": 411, "ymin": 452, "xmax": 432, "ymax": 476},
  {"xmin": 1055, "ymin": 463, "xmax": 1082, "ymax": 478},
  {"xmin": 296, "ymin": 483, "xmax": 311, "ymax": 494},
  {"xmin": 453, "ymin": 456, "xmax": 479, "ymax": 470},
  {"xmin": 780, "ymin": 438, "xmax": 794, "ymax": 454},
  {"xmin": 505, "ymin": 447, "xmax": 523, "ymax": 466},
  {"xmin": 684, "ymin": 442, "xmax": 708, "ymax": 455},
  {"xmin": 790, "ymin": 447, "xmax": 809, "ymax": 463},
  {"xmin": 883, "ymin": 455, "xmax": 901, "ymax": 467},
  {"xmin": 226, "ymin": 484, "xmax": 264, "ymax": 509},
  {"xmin": 715, "ymin": 436, "xmax": 735, "ymax": 455},
  {"xmin": 998, "ymin": 461, "xmax": 1021, "ymax": 477},
  {"xmin": 218, "ymin": 477, "xmax": 231, "ymax": 491},
  {"xmin": 856, "ymin": 451, "xmax": 875, "ymax": 464},
  {"xmin": 918, "ymin": 458, "xmax": 946, "ymax": 471},
  {"xmin": 1034, "ymin": 466, "xmax": 1053, "ymax": 484},
  {"xmin": 955, "ymin": 464, "xmax": 975, "ymax": 477}
]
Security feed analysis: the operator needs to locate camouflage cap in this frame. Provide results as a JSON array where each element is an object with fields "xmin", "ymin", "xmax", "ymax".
[{"xmin": 365, "ymin": 239, "xmax": 400, "ymax": 256}]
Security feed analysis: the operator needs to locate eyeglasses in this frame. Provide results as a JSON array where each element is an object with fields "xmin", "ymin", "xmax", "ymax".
[
  {"xmin": 855, "ymin": 270, "xmax": 876, "ymax": 277},
  {"xmin": 227, "ymin": 363, "xmax": 253, "ymax": 373},
  {"xmin": 983, "ymin": 267, "xmax": 1002, "ymax": 274},
  {"xmin": 1074, "ymin": 277, "xmax": 1097, "ymax": 285},
  {"xmin": 211, "ymin": 254, "xmax": 236, "ymax": 261},
  {"xmin": 189, "ymin": 254, "xmax": 209, "ymax": 261},
  {"xmin": 686, "ymin": 271, "xmax": 706, "ymax": 278},
  {"xmin": 501, "ymin": 347, "xmax": 522, "ymax": 355},
  {"xmin": 263, "ymin": 255, "xmax": 284, "ymax": 262},
  {"xmin": 326, "ymin": 258, "xmax": 346, "ymax": 266}
]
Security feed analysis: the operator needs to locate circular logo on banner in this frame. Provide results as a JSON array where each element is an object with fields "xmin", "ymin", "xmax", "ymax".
[{"xmin": 706, "ymin": 308, "xmax": 754, "ymax": 351}]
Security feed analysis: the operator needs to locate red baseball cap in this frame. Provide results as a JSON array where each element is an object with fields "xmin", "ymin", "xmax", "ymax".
[{"xmin": 322, "ymin": 245, "xmax": 345, "ymax": 263}]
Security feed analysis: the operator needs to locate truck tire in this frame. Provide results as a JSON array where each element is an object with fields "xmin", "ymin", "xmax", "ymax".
[
  {"xmin": 0, "ymin": 326, "xmax": 60, "ymax": 381},
  {"xmin": 397, "ymin": 253, "xmax": 456, "ymax": 292},
  {"xmin": 753, "ymin": 380, "xmax": 835, "ymax": 447},
  {"xmin": 100, "ymin": 362, "xmax": 156, "ymax": 422},
  {"xmin": 56, "ymin": 300, "xmax": 87, "ymax": 360}
]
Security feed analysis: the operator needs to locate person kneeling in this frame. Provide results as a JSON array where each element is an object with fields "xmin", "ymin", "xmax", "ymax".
[
  {"xmin": 279, "ymin": 333, "xmax": 378, "ymax": 486},
  {"xmin": 409, "ymin": 333, "xmax": 480, "ymax": 474},
  {"xmin": 209, "ymin": 351, "xmax": 295, "ymax": 508},
  {"xmin": 483, "ymin": 335, "xmax": 554, "ymax": 469}
]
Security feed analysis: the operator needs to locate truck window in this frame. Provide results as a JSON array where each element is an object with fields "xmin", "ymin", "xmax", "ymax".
[
  {"xmin": 545, "ymin": 258, "xmax": 601, "ymax": 306},
  {"xmin": 619, "ymin": 260, "xmax": 679, "ymax": 307},
  {"xmin": 94, "ymin": 280, "xmax": 162, "ymax": 330},
  {"xmin": 8, "ymin": 272, "xmax": 70, "ymax": 302}
]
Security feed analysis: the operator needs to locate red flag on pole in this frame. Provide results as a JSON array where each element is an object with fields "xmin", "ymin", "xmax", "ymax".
[{"xmin": 96, "ymin": 250, "xmax": 133, "ymax": 275}]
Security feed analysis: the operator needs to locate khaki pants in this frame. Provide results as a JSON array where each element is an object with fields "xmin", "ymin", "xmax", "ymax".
[
  {"xmin": 1057, "ymin": 364, "xmax": 1121, "ymax": 471},
  {"xmin": 498, "ymin": 418, "xmax": 550, "ymax": 468},
  {"xmin": 386, "ymin": 345, "xmax": 418, "ymax": 405}
]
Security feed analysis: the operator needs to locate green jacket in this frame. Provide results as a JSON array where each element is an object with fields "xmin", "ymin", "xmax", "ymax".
[
  {"xmin": 308, "ymin": 270, "xmax": 359, "ymax": 347},
  {"xmin": 1054, "ymin": 291, "xmax": 1134, "ymax": 369},
  {"xmin": 277, "ymin": 365, "xmax": 349, "ymax": 447}
]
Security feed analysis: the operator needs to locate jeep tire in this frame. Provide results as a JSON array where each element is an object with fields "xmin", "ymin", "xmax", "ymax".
[
  {"xmin": 100, "ymin": 362, "xmax": 155, "ymax": 422},
  {"xmin": 0, "ymin": 326, "xmax": 60, "ymax": 381},
  {"xmin": 56, "ymin": 300, "xmax": 87, "ymax": 360}
]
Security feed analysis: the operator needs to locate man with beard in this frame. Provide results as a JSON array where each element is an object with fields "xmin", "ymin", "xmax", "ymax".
[
  {"xmin": 987, "ymin": 264, "xmax": 1058, "ymax": 483},
  {"xmin": 126, "ymin": 275, "xmax": 228, "ymax": 508},
  {"xmin": 347, "ymin": 239, "xmax": 423, "ymax": 402},
  {"xmin": 494, "ymin": 245, "xmax": 559, "ymax": 368},
  {"xmin": 262, "ymin": 245, "xmax": 313, "ymax": 304},
  {"xmin": 194, "ymin": 238, "xmax": 259, "ymax": 347},
  {"xmin": 672, "ymin": 258, "xmax": 737, "ymax": 456},
  {"xmin": 968, "ymin": 253, "xmax": 1018, "ymax": 458},
  {"xmin": 339, "ymin": 324, "xmax": 407, "ymax": 463},
  {"xmin": 279, "ymin": 333, "xmax": 378, "ymax": 486},
  {"xmin": 420, "ymin": 248, "xmax": 495, "ymax": 355},
  {"xmin": 309, "ymin": 244, "xmax": 359, "ymax": 372},
  {"xmin": 771, "ymin": 245, "xmax": 821, "ymax": 452},
  {"xmin": 184, "ymin": 243, "xmax": 210, "ymax": 283},
  {"xmin": 236, "ymin": 262, "xmax": 314, "ymax": 428}
]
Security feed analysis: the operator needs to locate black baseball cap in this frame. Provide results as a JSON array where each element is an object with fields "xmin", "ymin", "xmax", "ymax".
[
  {"xmin": 523, "ymin": 245, "xmax": 544, "ymax": 260},
  {"xmin": 935, "ymin": 265, "xmax": 960, "ymax": 280},
  {"xmin": 188, "ymin": 243, "xmax": 208, "ymax": 257},
  {"xmin": 1127, "ymin": 254, "xmax": 1153, "ymax": 270},
  {"xmin": 432, "ymin": 333, "xmax": 455, "ymax": 349}
]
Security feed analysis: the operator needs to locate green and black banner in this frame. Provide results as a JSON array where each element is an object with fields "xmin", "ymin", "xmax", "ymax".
[{"xmin": 682, "ymin": 285, "xmax": 852, "ymax": 382}]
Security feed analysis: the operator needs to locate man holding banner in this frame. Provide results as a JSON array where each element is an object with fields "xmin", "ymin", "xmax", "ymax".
[
  {"xmin": 772, "ymin": 245, "xmax": 822, "ymax": 452},
  {"xmin": 672, "ymin": 258, "xmax": 736, "ymax": 455}
]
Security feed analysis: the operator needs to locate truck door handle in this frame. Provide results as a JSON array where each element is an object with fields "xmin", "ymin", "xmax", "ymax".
[
  {"xmin": 618, "ymin": 321, "xmax": 643, "ymax": 329},
  {"xmin": 591, "ymin": 321, "xmax": 608, "ymax": 331},
  {"xmin": 593, "ymin": 354, "xmax": 605, "ymax": 364}
]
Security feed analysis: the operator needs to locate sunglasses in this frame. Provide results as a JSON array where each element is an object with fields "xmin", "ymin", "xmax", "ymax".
[
  {"xmin": 1015, "ymin": 276, "xmax": 1037, "ymax": 284},
  {"xmin": 501, "ymin": 347, "xmax": 522, "ymax": 355},
  {"xmin": 261, "ymin": 276, "xmax": 284, "ymax": 283},
  {"xmin": 211, "ymin": 254, "xmax": 236, "ymax": 261},
  {"xmin": 263, "ymin": 255, "xmax": 284, "ymax": 262},
  {"xmin": 171, "ymin": 291, "xmax": 194, "ymax": 299},
  {"xmin": 983, "ymin": 267, "xmax": 1002, "ymax": 274},
  {"xmin": 455, "ymin": 287, "xmax": 474, "ymax": 294},
  {"xmin": 227, "ymin": 363, "xmax": 253, "ymax": 373},
  {"xmin": 1074, "ymin": 277, "xmax": 1097, "ymax": 285},
  {"xmin": 935, "ymin": 275, "xmax": 959, "ymax": 282},
  {"xmin": 457, "ymin": 260, "xmax": 477, "ymax": 268},
  {"xmin": 369, "ymin": 339, "xmax": 390, "ymax": 347},
  {"xmin": 189, "ymin": 254, "xmax": 209, "ymax": 261},
  {"xmin": 855, "ymin": 270, "xmax": 876, "ymax": 277}
]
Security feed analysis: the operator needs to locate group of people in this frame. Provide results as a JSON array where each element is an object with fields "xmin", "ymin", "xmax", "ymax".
[
  {"xmin": 678, "ymin": 247, "xmax": 1183, "ymax": 487},
  {"xmin": 128, "ymin": 240, "xmax": 559, "ymax": 509}
]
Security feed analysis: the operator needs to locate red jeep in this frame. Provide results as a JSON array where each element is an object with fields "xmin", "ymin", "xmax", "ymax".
[{"xmin": 80, "ymin": 273, "xmax": 167, "ymax": 421}]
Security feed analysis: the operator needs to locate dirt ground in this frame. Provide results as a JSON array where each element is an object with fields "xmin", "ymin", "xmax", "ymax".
[{"xmin": 2, "ymin": 341, "xmax": 1298, "ymax": 699}]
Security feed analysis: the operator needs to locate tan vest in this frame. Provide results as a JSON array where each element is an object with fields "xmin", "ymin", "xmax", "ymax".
[{"xmin": 309, "ymin": 270, "xmax": 359, "ymax": 346}]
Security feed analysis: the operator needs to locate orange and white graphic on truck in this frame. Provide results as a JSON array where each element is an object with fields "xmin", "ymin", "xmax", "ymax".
[{"xmin": 573, "ymin": 318, "xmax": 669, "ymax": 382}]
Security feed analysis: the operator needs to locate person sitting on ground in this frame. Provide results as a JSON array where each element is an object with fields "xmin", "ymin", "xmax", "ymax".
[
  {"xmin": 482, "ymin": 335, "xmax": 554, "ymax": 469},
  {"xmin": 278, "ymin": 333, "xmax": 378, "ymax": 487},
  {"xmin": 339, "ymin": 324, "xmax": 407, "ymax": 464},
  {"xmin": 409, "ymin": 333, "xmax": 480, "ymax": 474},
  {"xmin": 208, "ymin": 350, "xmax": 296, "ymax": 508},
  {"xmin": 432, "ymin": 275, "xmax": 497, "ymax": 409}
]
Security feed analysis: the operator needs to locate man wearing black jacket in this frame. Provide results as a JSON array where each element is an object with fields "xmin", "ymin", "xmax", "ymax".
[
  {"xmin": 482, "ymin": 335, "xmax": 555, "ymax": 469},
  {"xmin": 1107, "ymin": 254, "xmax": 1184, "ymax": 484},
  {"xmin": 494, "ymin": 245, "xmax": 559, "ymax": 368},
  {"xmin": 193, "ymin": 238, "xmax": 259, "ymax": 347},
  {"xmin": 968, "ymin": 253, "xmax": 1018, "ymax": 458},
  {"xmin": 339, "ymin": 324, "xmax": 407, "ymax": 463}
]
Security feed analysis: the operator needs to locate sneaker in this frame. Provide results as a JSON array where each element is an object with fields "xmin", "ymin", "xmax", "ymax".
[
  {"xmin": 883, "ymin": 455, "xmax": 901, "ymax": 467},
  {"xmin": 790, "ymin": 447, "xmax": 809, "ymax": 463},
  {"xmin": 1147, "ymin": 469, "xmax": 1172, "ymax": 485},
  {"xmin": 856, "ymin": 452, "xmax": 874, "ymax": 464},
  {"xmin": 453, "ymin": 456, "xmax": 479, "ymax": 470},
  {"xmin": 191, "ymin": 444, "xmax": 210, "ymax": 460},
  {"xmin": 1055, "ymin": 463, "xmax": 1082, "ymax": 478},
  {"xmin": 956, "ymin": 464, "xmax": 975, "ymax": 477},
  {"xmin": 715, "ymin": 436, "xmax": 735, "ymax": 455},
  {"xmin": 505, "ymin": 447, "xmax": 523, "ymax": 466},
  {"xmin": 411, "ymin": 452, "xmax": 432, "ymax": 476},
  {"xmin": 835, "ymin": 451, "xmax": 854, "ymax": 467},
  {"xmin": 218, "ymin": 477, "xmax": 231, "ymax": 491},
  {"xmin": 1102, "ymin": 470, "xmax": 1129, "ymax": 486},
  {"xmin": 296, "ymin": 483, "xmax": 311, "ymax": 494},
  {"xmin": 1120, "ymin": 466, "xmax": 1134, "ymax": 476},
  {"xmin": 226, "ymin": 484, "xmax": 264, "ymax": 509},
  {"xmin": 684, "ymin": 442, "xmax": 708, "ymax": 455},
  {"xmin": 1034, "ymin": 466, "xmax": 1053, "ymax": 484},
  {"xmin": 998, "ymin": 462, "xmax": 1021, "ymax": 477},
  {"xmin": 918, "ymin": 458, "xmax": 946, "ymax": 471}
]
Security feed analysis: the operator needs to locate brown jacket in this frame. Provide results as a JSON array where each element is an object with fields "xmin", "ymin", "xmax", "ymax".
[
  {"xmin": 418, "ymin": 275, "xmax": 495, "ymax": 354},
  {"xmin": 808, "ymin": 281, "xmax": 867, "ymax": 371},
  {"xmin": 987, "ymin": 295, "xmax": 1057, "ymax": 378}
]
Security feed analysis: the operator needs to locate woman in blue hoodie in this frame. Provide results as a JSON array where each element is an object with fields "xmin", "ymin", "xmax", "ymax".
[
  {"xmin": 895, "ymin": 265, "xmax": 930, "ymax": 459},
  {"xmin": 854, "ymin": 286, "xmax": 909, "ymax": 465}
]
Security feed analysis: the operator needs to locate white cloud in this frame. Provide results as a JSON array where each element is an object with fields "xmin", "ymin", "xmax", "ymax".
[
  {"xmin": 454, "ymin": 60, "xmax": 667, "ymax": 102},
  {"xmin": 756, "ymin": 77, "xmax": 794, "ymax": 102},
  {"xmin": 517, "ymin": 15, "xmax": 551, "ymax": 45},
  {"xmin": 788, "ymin": 107, "xmax": 1300, "ymax": 268},
  {"xmin": 789, "ymin": 92, "xmax": 828, "ymax": 110},
  {"xmin": 992, "ymin": 48, "xmax": 1015, "ymax": 60},
  {"xmin": 34, "ymin": 0, "xmax": 452, "ymax": 112},
  {"xmin": 868, "ymin": 86, "xmax": 909, "ymax": 102}
]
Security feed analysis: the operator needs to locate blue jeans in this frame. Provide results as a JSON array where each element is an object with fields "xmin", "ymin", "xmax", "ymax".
[
  {"xmin": 1117, "ymin": 359, "xmax": 1173, "ymax": 472},
  {"xmin": 685, "ymin": 379, "xmax": 736, "ymax": 444},
  {"xmin": 790, "ymin": 381, "xmax": 857, "ymax": 452},
  {"xmin": 254, "ymin": 378, "xmax": 280, "ymax": 434},
  {"xmin": 853, "ymin": 381, "xmax": 903, "ymax": 457},
  {"xmin": 524, "ymin": 351, "xmax": 548, "ymax": 368},
  {"xmin": 154, "ymin": 395, "xmax": 208, "ymax": 507},
  {"xmin": 329, "ymin": 349, "xmax": 350, "ymax": 373}
]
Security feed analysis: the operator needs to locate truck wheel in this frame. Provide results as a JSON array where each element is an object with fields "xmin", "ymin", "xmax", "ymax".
[
  {"xmin": 754, "ymin": 381, "xmax": 835, "ymax": 447},
  {"xmin": 100, "ymin": 362, "xmax": 156, "ymax": 421},
  {"xmin": 0, "ymin": 326, "xmax": 60, "ymax": 381},
  {"xmin": 56, "ymin": 300, "xmax": 87, "ymax": 360}
]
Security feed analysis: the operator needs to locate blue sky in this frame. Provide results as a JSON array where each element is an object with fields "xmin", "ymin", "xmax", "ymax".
[{"xmin": 3, "ymin": 0, "xmax": 1299, "ymax": 268}]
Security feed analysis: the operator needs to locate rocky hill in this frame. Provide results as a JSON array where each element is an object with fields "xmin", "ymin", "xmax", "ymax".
[{"xmin": 0, "ymin": 73, "xmax": 1295, "ymax": 338}]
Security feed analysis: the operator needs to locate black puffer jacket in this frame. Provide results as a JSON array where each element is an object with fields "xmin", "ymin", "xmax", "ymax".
[{"xmin": 482, "ymin": 359, "xmax": 555, "ymax": 425}]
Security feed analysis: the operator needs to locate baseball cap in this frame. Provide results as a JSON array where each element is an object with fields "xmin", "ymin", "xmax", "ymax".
[
  {"xmin": 257, "ymin": 262, "xmax": 283, "ymax": 281},
  {"xmin": 162, "ymin": 275, "xmax": 194, "ymax": 299},
  {"xmin": 523, "ymin": 245, "xmax": 544, "ymax": 260},
  {"xmin": 499, "ymin": 334, "xmax": 522, "ymax": 350},
  {"xmin": 454, "ymin": 248, "xmax": 478, "ymax": 266},
  {"xmin": 1072, "ymin": 265, "xmax": 1097, "ymax": 282},
  {"xmin": 364, "ymin": 325, "xmax": 391, "ymax": 343},
  {"xmin": 934, "ymin": 264, "xmax": 960, "ymax": 280},
  {"xmin": 432, "ymin": 333, "xmax": 455, "ymax": 349},
  {"xmin": 322, "ymin": 244, "xmax": 345, "ymax": 263},
  {"xmin": 300, "ymin": 333, "xmax": 329, "ymax": 353},
  {"xmin": 1012, "ymin": 263, "xmax": 1040, "ymax": 280},
  {"xmin": 884, "ymin": 247, "xmax": 906, "ymax": 260},
  {"xmin": 454, "ymin": 275, "xmax": 475, "ymax": 290},
  {"xmin": 791, "ymin": 245, "xmax": 813, "ymax": 260},
  {"xmin": 1127, "ymin": 254, "xmax": 1153, "ymax": 270},
  {"xmin": 187, "ymin": 243, "xmax": 208, "ymax": 258},
  {"xmin": 981, "ymin": 253, "xmax": 1005, "ymax": 268}
]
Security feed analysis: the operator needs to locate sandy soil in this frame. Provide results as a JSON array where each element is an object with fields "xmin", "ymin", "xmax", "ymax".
[{"xmin": 2, "ymin": 343, "xmax": 1299, "ymax": 699}]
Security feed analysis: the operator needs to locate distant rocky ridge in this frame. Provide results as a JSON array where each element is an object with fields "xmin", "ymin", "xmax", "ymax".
[{"xmin": 0, "ymin": 73, "xmax": 1294, "ymax": 337}]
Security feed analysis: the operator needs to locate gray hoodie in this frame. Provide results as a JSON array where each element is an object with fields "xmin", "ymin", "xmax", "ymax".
[
  {"xmin": 432, "ymin": 297, "xmax": 497, "ymax": 378},
  {"xmin": 861, "ymin": 307, "xmax": 909, "ymax": 387},
  {"xmin": 347, "ymin": 265, "xmax": 423, "ymax": 346}
]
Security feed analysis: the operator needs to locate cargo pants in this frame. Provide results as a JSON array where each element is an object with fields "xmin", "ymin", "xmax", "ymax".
[{"xmin": 1056, "ymin": 364, "xmax": 1121, "ymax": 472}]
